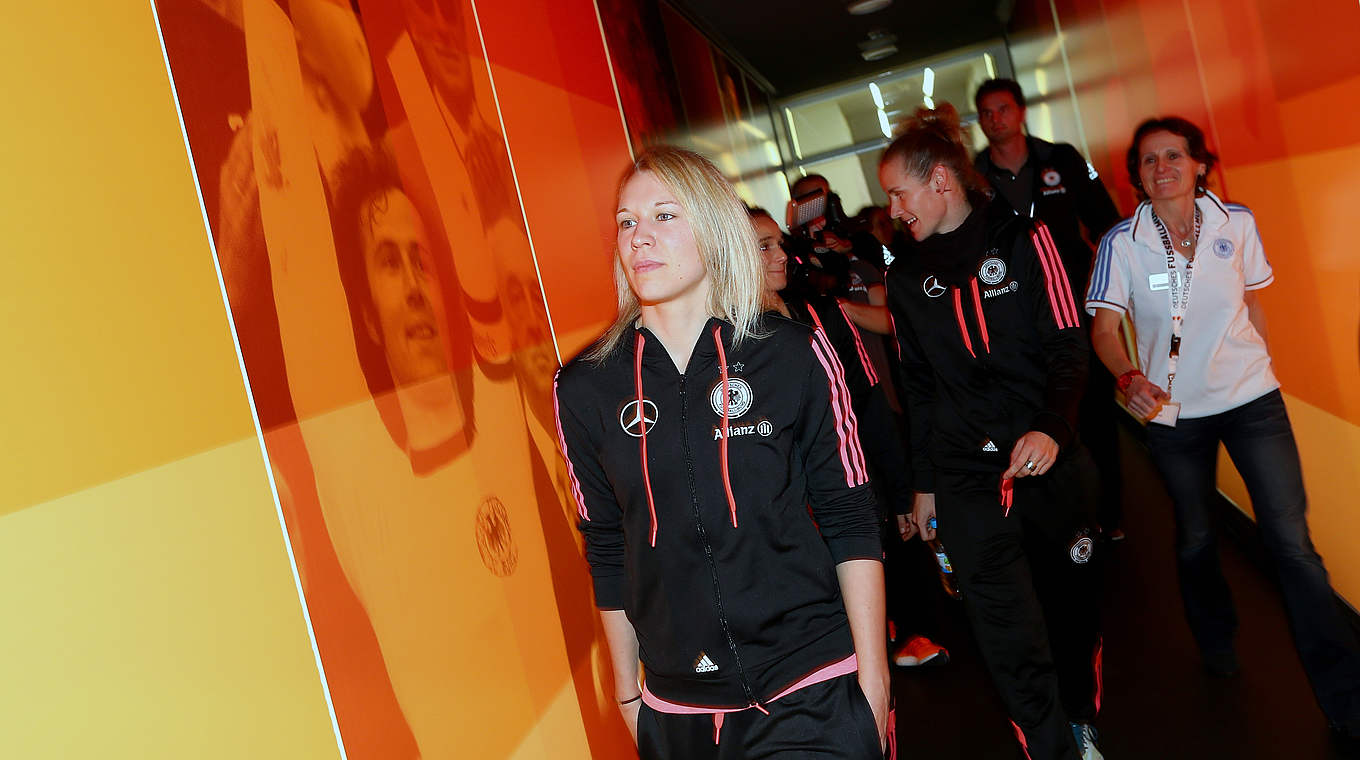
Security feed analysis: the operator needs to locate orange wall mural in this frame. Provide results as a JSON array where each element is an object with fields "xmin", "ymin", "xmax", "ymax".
[
  {"xmin": 0, "ymin": 0, "xmax": 679, "ymax": 754},
  {"xmin": 4, "ymin": 0, "xmax": 784, "ymax": 754},
  {"xmin": 19, "ymin": 0, "xmax": 1355, "ymax": 756},
  {"xmin": 1008, "ymin": 0, "xmax": 1360, "ymax": 604},
  {"xmin": 152, "ymin": 0, "xmax": 639, "ymax": 756}
]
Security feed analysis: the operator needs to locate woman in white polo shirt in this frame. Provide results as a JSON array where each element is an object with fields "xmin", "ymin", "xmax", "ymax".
[{"xmin": 1085, "ymin": 116, "xmax": 1360, "ymax": 742}]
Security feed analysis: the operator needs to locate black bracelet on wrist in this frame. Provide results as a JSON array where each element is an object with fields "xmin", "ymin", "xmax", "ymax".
[{"xmin": 618, "ymin": 693, "xmax": 642, "ymax": 706}]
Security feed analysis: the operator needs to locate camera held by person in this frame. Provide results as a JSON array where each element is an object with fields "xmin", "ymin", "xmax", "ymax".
[{"xmin": 786, "ymin": 177, "xmax": 875, "ymax": 255}]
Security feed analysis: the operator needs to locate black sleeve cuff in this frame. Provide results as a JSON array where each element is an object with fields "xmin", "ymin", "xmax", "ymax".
[
  {"xmin": 591, "ymin": 574, "xmax": 626, "ymax": 610},
  {"xmin": 912, "ymin": 467, "xmax": 937, "ymax": 494},
  {"xmin": 1031, "ymin": 410, "xmax": 1075, "ymax": 450},
  {"xmin": 825, "ymin": 533, "xmax": 885, "ymax": 565}
]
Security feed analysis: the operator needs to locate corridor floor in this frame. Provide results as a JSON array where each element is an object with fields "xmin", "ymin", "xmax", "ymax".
[{"xmin": 889, "ymin": 422, "xmax": 1356, "ymax": 759}]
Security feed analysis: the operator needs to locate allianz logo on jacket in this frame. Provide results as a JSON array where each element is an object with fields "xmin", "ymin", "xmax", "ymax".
[
  {"xmin": 983, "ymin": 281, "xmax": 1020, "ymax": 299},
  {"xmin": 714, "ymin": 420, "xmax": 773, "ymax": 440}
]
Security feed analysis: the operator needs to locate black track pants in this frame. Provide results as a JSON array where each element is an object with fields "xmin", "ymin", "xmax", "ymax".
[
  {"xmin": 884, "ymin": 525, "xmax": 946, "ymax": 641},
  {"xmin": 1080, "ymin": 357, "xmax": 1123, "ymax": 531},
  {"xmin": 636, "ymin": 674, "xmax": 887, "ymax": 759},
  {"xmin": 935, "ymin": 447, "xmax": 1103, "ymax": 760}
]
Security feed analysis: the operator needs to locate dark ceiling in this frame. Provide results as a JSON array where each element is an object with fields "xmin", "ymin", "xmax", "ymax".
[{"xmin": 668, "ymin": 0, "xmax": 1010, "ymax": 97}]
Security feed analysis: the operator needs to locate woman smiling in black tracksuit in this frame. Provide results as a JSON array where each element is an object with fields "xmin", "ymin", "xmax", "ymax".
[
  {"xmin": 879, "ymin": 106, "xmax": 1104, "ymax": 760},
  {"xmin": 553, "ymin": 146, "xmax": 890, "ymax": 758}
]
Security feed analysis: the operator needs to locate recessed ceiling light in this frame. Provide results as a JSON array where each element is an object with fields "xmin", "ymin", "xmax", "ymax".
[
  {"xmin": 847, "ymin": 0, "xmax": 893, "ymax": 14},
  {"xmin": 861, "ymin": 44, "xmax": 897, "ymax": 61},
  {"xmin": 859, "ymin": 30, "xmax": 897, "ymax": 61}
]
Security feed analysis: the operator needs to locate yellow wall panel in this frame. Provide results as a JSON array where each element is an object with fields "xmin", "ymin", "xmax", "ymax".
[
  {"xmin": 0, "ymin": 437, "xmax": 339, "ymax": 759},
  {"xmin": 0, "ymin": 0, "xmax": 256, "ymax": 515},
  {"xmin": 1222, "ymin": 146, "xmax": 1360, "ymax": 425}
]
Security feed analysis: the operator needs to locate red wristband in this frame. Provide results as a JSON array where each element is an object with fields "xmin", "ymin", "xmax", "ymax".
[{"xmin": 1116, "ymin": 369, "xmax": 1144, "ymax": 393}]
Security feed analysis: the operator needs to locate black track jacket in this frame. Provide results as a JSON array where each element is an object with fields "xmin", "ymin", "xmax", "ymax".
[
  {"xmin": 975, "ymin": 136, "xmax": 1121, "ymax": 299},
  {"xmin": 886, "ymin": 200, "xmax": 1089, "ymax": 494},
  {"xmin": 553, "ymin": 316, "xmax": 880, "ymax": 708},
  {"xmin": 783, "ymin": 295, "xmax": 914, "ymax": 516}
]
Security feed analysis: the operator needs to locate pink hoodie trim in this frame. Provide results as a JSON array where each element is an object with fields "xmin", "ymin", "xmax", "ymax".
[
  {"xmin": 712, "ymin": 325, "xmax": 739, "ymax": 529},
  {"xmin": 808, "ymin": 330, "xmax": 869, "ymax": 486},
  {"xmin": 968, "ymin": 278, "xmax": 991, "ymax": 354},
  {"xmin": 835, "ymin": 301, "xmax": 880, "ymax": 385},
  {"xmin": 952, "ymin": 288, "xmax": 977, "ymax": 358},
  {"xmin": 1030, "ymin": 225, "xmax": 1081, "ymax": 329},
  {"xmin": 634, "ymin": 332, "xmax": 658, "ymax": 546},
  {"xmin": 551, "ymin": 376, "xmax": 590, "ymax": 521}
]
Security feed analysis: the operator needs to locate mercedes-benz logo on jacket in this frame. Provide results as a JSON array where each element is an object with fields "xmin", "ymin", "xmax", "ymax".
[
  {"xmin": 620, "ymin": 399, "xmax": 659, "ymax": 437},
  {"xmin": 921, "ymin": 275, "xmax": 947, "ymax": 298}
]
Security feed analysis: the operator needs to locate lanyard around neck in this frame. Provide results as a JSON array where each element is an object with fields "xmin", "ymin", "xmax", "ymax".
[{"xmin": 1150, "ymin": 204, "xmax": 1202, "ymax": 396}]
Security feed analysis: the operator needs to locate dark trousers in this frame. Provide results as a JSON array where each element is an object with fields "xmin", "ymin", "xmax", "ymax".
[
  {"xmin": 1146, "ymin": 389, "xmax": 1360, "ymax": 731},
  {"xmin": 884, "ymin": 523, "xmax": 946, "ymax": 641},
  {"xmin": 936, "ymin": 448, "xmax": 1103, "ymax": 760},
  {"xmin": 857, "ymin": 388, "xmax": 937, "ymax": 640},
  {"xmin": 1080, "ymin": 357, "xmax": 1124, "ymax": 531},
  {"xmin": 636, "ymin": 674, "xmax": 886, "ymax": 759}
]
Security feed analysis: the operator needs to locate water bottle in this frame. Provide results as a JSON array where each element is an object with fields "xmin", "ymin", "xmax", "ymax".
[{"xmin": 926, "ymin": 516, "xmax": 963, "ymax": 600}]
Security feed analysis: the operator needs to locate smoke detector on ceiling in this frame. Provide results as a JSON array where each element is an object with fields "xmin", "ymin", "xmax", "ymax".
[
  {"xmin": 858, "ymin": 30, "xmax": 898, "ymax": 61},
  {"xmin": 846, "ymin": 0, "xmax": 893, "ymax": 14}
]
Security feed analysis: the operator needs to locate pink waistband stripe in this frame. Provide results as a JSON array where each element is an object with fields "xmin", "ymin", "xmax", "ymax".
[{"xmin": 641, "ymin": 654, "xmax": 859, "ymax": 715}]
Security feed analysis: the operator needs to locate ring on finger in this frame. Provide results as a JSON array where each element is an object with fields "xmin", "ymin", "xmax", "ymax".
[{"xmin": 1024, "ymin": 459, "xmax": 1037, "ymax": 471}]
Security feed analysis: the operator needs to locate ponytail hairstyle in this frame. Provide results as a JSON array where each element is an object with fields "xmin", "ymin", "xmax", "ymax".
[
  {"xmin": 879, "ymin": 103, "xmax": 988, "ymax": 204},
  {"xmin": 587, "ymin": 146, "xmax": 766, "ymax": 362}
]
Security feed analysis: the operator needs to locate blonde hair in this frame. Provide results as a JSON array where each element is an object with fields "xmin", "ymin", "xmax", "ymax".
[
  {"xmin": 880, "ymin": 103, "xmax": 988, "ymax": 199},
  {"xmin": 588, "ymin": 146, "xmax": 765, "ymax": 361}
]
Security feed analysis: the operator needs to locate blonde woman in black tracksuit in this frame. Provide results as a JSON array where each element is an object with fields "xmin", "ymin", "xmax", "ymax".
[
  {"xmin": 553, "ymin": 147, "xmax": 891, "ymax": 758},
  {"xmin": 879, "ymin": 106, "xmax": 1105, "ymax": 760}
]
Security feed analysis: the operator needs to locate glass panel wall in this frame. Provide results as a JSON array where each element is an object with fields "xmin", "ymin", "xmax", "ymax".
[{"xmin": 776, "ymin": 41, "xmax": 1013, "ymax": 210}]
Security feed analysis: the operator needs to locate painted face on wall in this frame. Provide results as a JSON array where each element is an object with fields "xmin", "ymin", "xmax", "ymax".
[
  {"xmin": 399, "ymin": 0, "xmax": 476, "ymax": 114},
  {"xmin": 752, "ymin": 215, "xmax": 788, "ymax": 294},
  {"xmin": 360, "ymin": 189, "xmax": 450, "ymax": 386},
  {"xmin": 290, "ymin": 0, "xmax": 375, "ymax": 110},
  {"xmin": 977, "ymin": 90, "xmax": 1026, "ymax": 145},
  {"xmin": 615, "ymin": 171, "xmax": 709, "ymax": 309},
  {"xmin": 879, "ymin": 157, "xmax": 949, "ymax": 241},
  {"xmin": 504, "ymin": 274, "xmax": 557, "ymax": 405},
  {"xmin": 1137, "ymin": 130, "xmax": 1206, "ymax": 202}
]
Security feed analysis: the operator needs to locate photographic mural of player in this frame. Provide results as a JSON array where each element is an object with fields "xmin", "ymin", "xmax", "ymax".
[{"xmin": 155, "ymin": 0, "xmax": 621, "ymax": 756}]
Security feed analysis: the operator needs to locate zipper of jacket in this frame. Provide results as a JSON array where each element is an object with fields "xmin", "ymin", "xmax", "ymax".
[{"xmin": 678, "ymin": 373, "xmax": 760, "ymax": 708}]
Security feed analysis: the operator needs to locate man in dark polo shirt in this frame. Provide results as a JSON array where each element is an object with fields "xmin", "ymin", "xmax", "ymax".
[{"xmin": 973, "ymin": 78, "xmax": 1127, "ymax": 540}]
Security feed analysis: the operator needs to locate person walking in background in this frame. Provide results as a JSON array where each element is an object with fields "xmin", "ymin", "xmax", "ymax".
[
  {"xmin": 881, "ymin": 103, "xmax": 1105, "ymax": 760},
  {"xmin": 1086, "ymin": 116, "xmax": 1360, "ymax": 747},
  {"xmin": 973, "ymin": 78, "xmax": 1127, "ymax": 541},
  {"xmin": 751, "ymin": 206, "xmax": 951, "ymax": 673},
  {"xmin": 554, "ymin": 146, "xmax": 892, "ymax": 758}
]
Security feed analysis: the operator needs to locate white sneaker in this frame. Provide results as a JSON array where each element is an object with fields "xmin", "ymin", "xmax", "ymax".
[{"xmin": 1071, "ymin": 722, "xmax": 1103, "ymax": 760}]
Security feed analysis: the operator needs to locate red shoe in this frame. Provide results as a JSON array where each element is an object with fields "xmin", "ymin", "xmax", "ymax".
[{"xmin": 892, "ymin": 635, "xmax": 949, "ymax": 667}]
